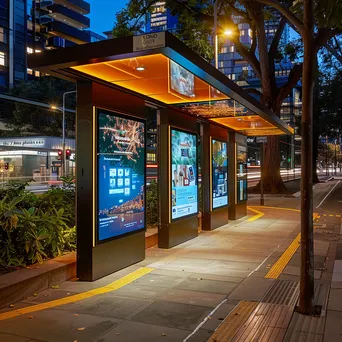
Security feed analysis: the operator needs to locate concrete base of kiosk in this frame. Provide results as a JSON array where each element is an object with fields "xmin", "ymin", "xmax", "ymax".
[
  {"xmin": 229, "ymin": 201, "xmax": 247, "ymax": 220},
  {"xmin": 159, "ymin": 215, "xmax": 198, "ymax": 249},
  {"xmin": 78, "ymin": 232, "xmax": 145, "ymax": 281},
  {"xmin": 202, "ymin": 206, "xmax": 229, "ymax": 231}
]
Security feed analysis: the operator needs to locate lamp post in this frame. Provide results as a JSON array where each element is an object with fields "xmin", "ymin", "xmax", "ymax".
[
  {"xmin": 213, "ymin": 0, "xmax": 233, "ymax": 69},
  {"xmin": 51, "ymin": 90, "xmax": 76, "ymax": 176}
]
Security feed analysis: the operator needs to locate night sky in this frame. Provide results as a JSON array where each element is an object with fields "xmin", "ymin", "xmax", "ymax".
[{"xmin": 88, "ymin": 0, "xmax": 128, "ymax": 35}]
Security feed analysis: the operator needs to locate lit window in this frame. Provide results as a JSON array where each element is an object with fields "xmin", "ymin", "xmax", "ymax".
[
  {"xmin": 0, "ymin": 27, "xmax": 6, "ymax": 43},
  {"xmin": 34, "ymin": 70, "xmax": 40, "ymax": 77},
  {"xmin": 27, "ymin": 47, "xmax": 33, "ymax": 54},
  {"xmin": 0, "ymin": 51, "xmax": 6, "ymax": 66},
  {"xmin": 27, "ymin": 68, "xmax": 33, "ymax": 75}
]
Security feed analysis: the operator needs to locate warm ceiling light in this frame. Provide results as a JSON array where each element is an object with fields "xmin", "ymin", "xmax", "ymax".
[
  {"xmin": 136, "ymin": 66, "xmax": 145, "ymax": 71},
  {"xmin": 224, "ymin": 29, "xmax": 233, "ymax": 36}
]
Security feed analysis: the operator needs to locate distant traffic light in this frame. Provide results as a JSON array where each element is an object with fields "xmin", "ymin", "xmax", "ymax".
[
  {"xmin": 4, "ymin": 162, "xmax": 9, "ymax": 171},
  {"xmin": 66, "ymin": 149, "xmax": 71, "ymax": 160},
  {"xmin": 287, "ymin": 158, "xmax": 291, "ymax": 163},
  {"xmin": 58, "ymin": 150, "xmax": 63, "ymax": 160}
]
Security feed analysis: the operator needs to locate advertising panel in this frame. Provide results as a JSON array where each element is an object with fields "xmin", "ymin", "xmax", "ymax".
[
  {"xmin": 236, "ymin": 145, "xmax": 248, "ymax": 203},
  {"xmin": 170, "ymin": 60, "xmax": 195, "ymax": 98},
  {"xmin": 212, "ymin": 139, "xmax": 228, "ymax": 209},
  {"xmin": 97, "ymin": 110, "xmax": 145, "ymax": 242},
  {"xmin": 171, "ymin": 128, "xmax": 198, "ymax": 220}
]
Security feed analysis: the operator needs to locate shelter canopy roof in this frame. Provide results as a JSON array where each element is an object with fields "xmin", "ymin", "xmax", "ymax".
[{"xmin": 28, "ymin": 32, "xmax": 293, "ymax": 136}]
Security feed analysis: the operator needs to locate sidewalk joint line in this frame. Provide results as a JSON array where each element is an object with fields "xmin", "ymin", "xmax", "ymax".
[{"xmin": 316, "ymin": 180, "xmax": 341, "ymax": 208}]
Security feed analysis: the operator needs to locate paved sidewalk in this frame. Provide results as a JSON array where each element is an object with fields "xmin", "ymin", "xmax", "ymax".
[{"xmin": 0, "ymin": 182, "xmax": 340, "ymax": 342}]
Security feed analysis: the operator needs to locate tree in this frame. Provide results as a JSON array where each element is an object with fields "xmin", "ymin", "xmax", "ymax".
[
  {"xmin": 3, "ymin": 77, "xmax": 76, "ymax": 137},
  {"xmin": 113, "ymin": 0, "xmax": 340, "ymax": 193},
  {"xmin": 251, "ymin": 0, "xmax": 341, "ymax": 315},
  {"xmin": 114, "ymin": 0, "xmax": 342, "ymax": 314}
]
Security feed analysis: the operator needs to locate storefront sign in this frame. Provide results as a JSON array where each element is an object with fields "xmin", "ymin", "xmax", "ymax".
[
  {"xmin": 256, "ymin": 136, "xmax": 267, "ymax": 144},
  {"xmin": 171, "ymin": 128, "xmax": 198, "ymax": 220},
  {"xmin": 133, "ymin": 32, "xmax": 165, "ymax": 52},
  {"xmin": 0, "ymin": 139, "xmax": 45, "ymax": 147},
  {"xmin": 212, "ymin": 139, "xmax": 228, "ymax": 209},
  {"xmin": 97, "ymin": 110, "xmax": 145, "ymax": 242}
]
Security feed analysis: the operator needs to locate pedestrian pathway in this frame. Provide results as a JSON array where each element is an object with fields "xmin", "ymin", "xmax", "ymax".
[{"xmin": 0, "ymin": 182, "xmax": 340, "ymax": 341}]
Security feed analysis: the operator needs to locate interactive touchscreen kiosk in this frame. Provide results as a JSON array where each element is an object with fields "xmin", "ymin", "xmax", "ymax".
[
  {"xmin": 170, "ymin": 128, "xmax": 198, "ymax": 220},
  {"xmin": 97, "ymin": 110, "xmax": 145, "ymax": 243},
  {"xmin": 212, "ymin": 139, "xmax": 228, "ymax": 209}
]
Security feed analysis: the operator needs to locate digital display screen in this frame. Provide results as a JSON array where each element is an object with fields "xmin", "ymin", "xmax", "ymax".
[
  {"xmin": 236, "ymin": 145, "xmax": 247, "ymax": 203},
  {"xmin": 171, "ymin": 128, "xmax": 198, "ymax": 220},
  {"xmin": 212, "ymin": 139, "xmax": 228, "ymax": 209},
  {"xmin": 237, "ymin": 180, "xmax": 248, "ymax": 202},
  {"xmin": 170, "ymin": 60, "xmax": 195, "ymax": 98},
  {"xmin": 237, "ymin": 150, "xmax": 247, "ymax": 178},
  {"xmin": 97, "ymin": 110, "xmax": 145, "ymax": 242}
]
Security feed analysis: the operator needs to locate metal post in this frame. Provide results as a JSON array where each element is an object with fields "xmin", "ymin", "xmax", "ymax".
[
  {"xmin": 62, "ymin": 92, "xmax": 66, "ymax": 177},
  {"xmin": 260, "ymin": 142, "xmax": 264, "ymax": 206},
  {"xmin": 214, "ymin": 0, "xmax": 218, "ymax": 69},
  {"xmin": 326, "ymin": 136, "xmax": 328, "ymax": 176},
  {"xmin": 334, "ymin": 139, "xmax": 337, "ymax": 176},
  {"xmin": 62, "ymin": 90, "xmax": 76, "ymax": 177}
]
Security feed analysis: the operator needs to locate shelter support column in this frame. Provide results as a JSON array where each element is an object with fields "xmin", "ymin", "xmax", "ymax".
[
  {"xmin": 158, "ymin": 108, "xmax": 199, "ymax": 248},
  {"xmin": 202, "ymin": 123, "xmax": 229, "ymax": 230}
]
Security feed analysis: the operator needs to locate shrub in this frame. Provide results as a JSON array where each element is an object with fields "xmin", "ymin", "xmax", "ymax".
[
  {"xmin": 146, "ymin": 180, "xmax": 158, "ymax": 226},
  {"xmin": 0, "ymin": 178, "xmax": 76, "ymax": 273}
]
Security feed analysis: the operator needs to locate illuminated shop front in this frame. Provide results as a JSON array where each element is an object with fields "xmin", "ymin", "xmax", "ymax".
[
  {"xmin": 0, "ymin": 136, "xmax": 75, "ymax": 180},
  {"xmin": 29, "ymin": 32, "xmax": 293, "ymax": 280}
]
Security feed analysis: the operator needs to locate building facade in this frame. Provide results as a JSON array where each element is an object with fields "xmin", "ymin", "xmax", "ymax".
[
  {"xmin": 0, "ymin": 0, "xmax": 105, "ymax": 92},
  {"xmin": 0, "ymin": 0, "xmax": 27, "ymax": 91}
]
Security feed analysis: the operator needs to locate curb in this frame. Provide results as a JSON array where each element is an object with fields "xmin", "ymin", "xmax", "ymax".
[
  {"xmin": 0, "ymin": 233, "xmax": 160, "ymax": 309},
  {"xmin": 0, "ymin": 253, "xmax": 76, "ymax": 309}
]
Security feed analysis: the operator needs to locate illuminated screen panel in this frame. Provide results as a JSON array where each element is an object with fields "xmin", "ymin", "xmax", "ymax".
[
  {"xmin": 171, "ymin": 128, "xmax": 198, "ymax": 220},
  {"xmin": 212, "ymin": 139, "xmax": 228, "ymax": 209},
  {"xmin": 97, "ymin": 109, "xmax": 145, "ymax": 242},
  {"xmin": 236, "ymin": 145, "xmax": 248, "ymax": 203},
  {"xmin": 170, "ymin": 60, "xmax": 195, "ymax": 98}
]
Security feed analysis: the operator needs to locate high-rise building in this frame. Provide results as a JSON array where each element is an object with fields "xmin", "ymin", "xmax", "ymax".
[
  {"xmin": 0, "ymin": 0, "xmax": 27, "ymax": 90},
  {"xmin": 145, "ymin": 1, "xmax": 178, "ymax": 33},
  {"xmin": 0, "ymin": 0, "xmax": 105, "ymax": 91}
]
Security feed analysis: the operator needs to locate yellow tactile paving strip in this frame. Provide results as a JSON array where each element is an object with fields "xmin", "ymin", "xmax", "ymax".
[
  {"xmin": 265, "ymin": 233, "xmax": 301, "ymax": 279},
  {"xmin": 247, "ymin": 207, "xmax": 264, "ymax": 221},
  {"xmin": 248, "ymin": 207, "xmax": 319, "ymax": 279},
  {"xmin": 208, "ymin": 301, "xmax": 259, "ymax": 342},
  {"xmin": 0, "ymin": 267, "xmax": 153, "ymax": 321}
]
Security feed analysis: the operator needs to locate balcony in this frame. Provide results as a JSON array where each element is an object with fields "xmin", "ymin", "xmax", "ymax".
[
  {"xmin": 45, "ymin": 36, "xmax": 76, "ymax": 49},
  {"xmin": 45, "ymin": 4, "xmax": 90, "ymax": 29},
  {"xmin": 45, "ymin": 21, "xmax": 90, "ymax": 44},
  {"xmin": 53, "ymin": 0, "xmax": 90, "ymax": 15}
]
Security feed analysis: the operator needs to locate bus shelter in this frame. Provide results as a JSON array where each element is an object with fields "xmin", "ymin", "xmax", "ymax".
[{"xmin": 29, "ymin": 32, "xmax": 293, "ymax": 281}]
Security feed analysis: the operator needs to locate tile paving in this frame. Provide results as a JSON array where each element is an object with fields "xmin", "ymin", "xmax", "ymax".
[{"xmin": 0, "ymin": 181, "xmax": 341, "ymax": 341}]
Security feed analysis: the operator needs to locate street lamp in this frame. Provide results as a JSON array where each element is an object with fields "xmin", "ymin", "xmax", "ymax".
[
  {"xmin": 213, "ymin": 0, "xmax": 233, "ymax": 69},
  {"xmin": 51, "ymin": 90, "xmax": 76, "ymax": 176}
]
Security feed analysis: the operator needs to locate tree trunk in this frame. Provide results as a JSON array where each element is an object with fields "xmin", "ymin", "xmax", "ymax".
[
  {"xmin": 299, "ymin": 0, "xmax": 315, "ymax": 316},
  {"xmin": 262, "ymin": 135, "xmax": 287, "ymax": 193}
]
